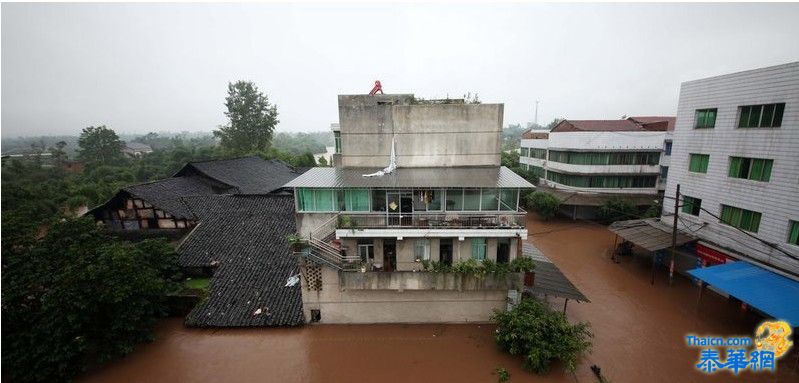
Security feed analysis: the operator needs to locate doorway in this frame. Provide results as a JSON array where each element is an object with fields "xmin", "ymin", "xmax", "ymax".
[
  {"xmin": 382, "ymin": 239, "xmax": 397, "ymax": 272},
  {"xmin": 387, "ymin": 191, "xmax": 413, "ymax": 226},
  {"xmin": 439, "ymin": 239, "xmax": 453, "ymax": 266},
  {"xmin": 497, "ymin": 238, "xmax": 510, "ymax": 264}
]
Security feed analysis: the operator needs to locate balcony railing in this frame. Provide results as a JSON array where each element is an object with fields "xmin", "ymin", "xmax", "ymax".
[
  {"xmin": 340, "ymin": 271, "xmax": 524, "ymax": 291},
  {"xmin": 337, "ymin": 211, "xmax": 527, "ymax": 230}
]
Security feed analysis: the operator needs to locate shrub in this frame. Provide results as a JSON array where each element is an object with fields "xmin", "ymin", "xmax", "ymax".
[
  {"xmin": 495, "ymin": 367, "xmax": 511, "ymax": 383},
  {"xmin": 509, "ymin": 256, "xmax": 536, "ymax": 272},
  {"xmin": 493, "ymin": 299, "xmax": 592, "ymax": 374},
  {"xmin": 525, "ymin": 191, "xmax": 560, "ymax": 220},
  {"xmin": 598, "ymin": 197, "xmax": 638, "ymax": 223}
]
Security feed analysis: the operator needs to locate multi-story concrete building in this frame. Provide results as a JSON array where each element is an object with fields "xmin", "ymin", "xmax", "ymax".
[
  {"xmin": 285, "ymin": 94, "xmax": 535, "ymax": 323},
  {"xmin": 519, "ymin": 116, "xmax": 674, "ymax": 218},
  {"xmin": 662, "ymin": 62, "xmax": 799, "ymax": 279}
]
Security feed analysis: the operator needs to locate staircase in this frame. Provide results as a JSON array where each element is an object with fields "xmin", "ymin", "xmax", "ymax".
[{"xmin": 299, "ymin": 214, "xmax": 360, "ymax": 271}]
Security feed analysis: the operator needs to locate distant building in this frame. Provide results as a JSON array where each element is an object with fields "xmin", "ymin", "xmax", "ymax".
[
  {"xmin": 661, "ymin": 62, "xmax": 799, "ymax": 279},
  {"xmin": 286, "ymin": 93, "xmax": 535, "ymax": 324},
  {"xmin": 519, "ymin": 116, "xmax": 674, "ymax": 219},
  {"xmin": 122, "ymin": 142, "xmax": 153, "ymax": 158}
]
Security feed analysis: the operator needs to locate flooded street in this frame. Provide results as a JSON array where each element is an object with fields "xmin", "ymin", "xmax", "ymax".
[{"xmin": 81, "ymin": 215, "xmax": 798, "ymax": 382}]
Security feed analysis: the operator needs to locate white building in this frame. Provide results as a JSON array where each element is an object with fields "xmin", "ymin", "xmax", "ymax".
[
  {"xmin": 662, "ymin": 62, "xmax": 799, "ymax": 279},
  {"xmin": 519, "ymin": 117, "xmax": 674, "ymax": 218}
]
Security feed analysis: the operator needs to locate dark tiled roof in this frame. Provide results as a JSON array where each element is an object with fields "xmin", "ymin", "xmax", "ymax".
[
  {"xmin": 178, "ymin": 195, "xmax": 303, "ymax": 327},
  {"xmin": 177, "ymin": 156, "xmax": 302, "ymax": 194},
  {"xmin": 121, "ymin": 176, "xmax": 234, "ymax": 219},
  {"xmin": 550, "ymin": 117, "xmax": 676, "ymax": 133},
  {"xmin": 628, "ymin": 116, "xmax": 676, "ymax": 131},
  {"xmin": 284, "ymin": 166, "xmax": 536, "ymax": 189}
]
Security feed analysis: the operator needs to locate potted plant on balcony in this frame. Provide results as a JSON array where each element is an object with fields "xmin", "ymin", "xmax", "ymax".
[
  {"xmin": 287, "ymin": 233, "xmax": 308, "ymax": 252},
  {"xmin": 510, "ymin": 256, "xmax": 536, "ymax": 287}
]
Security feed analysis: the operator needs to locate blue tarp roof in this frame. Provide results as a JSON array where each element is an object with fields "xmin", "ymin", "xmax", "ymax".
[{"xmin": 688, "ymin": 262, "xmax": 799, "ymax": 327}]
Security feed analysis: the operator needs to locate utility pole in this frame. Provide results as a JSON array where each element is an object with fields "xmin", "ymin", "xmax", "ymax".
[
  {"xmin": 669, "ymin": 184, "xmax": 681, "ymax": 285},
  {"xmin": 534, "ymin": 100, "xmax": 539, "ymax": 126}
]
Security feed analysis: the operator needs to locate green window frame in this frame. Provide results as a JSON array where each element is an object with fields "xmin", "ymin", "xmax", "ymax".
[
  {"xmin": 789, "ymin": 221, "xmax": 799, "ymax": 246},
  {"xmin": 297, "ymin": 188, "xmax": 337, "ymax": 212},
  {"xmin": 738, "ymin": 103, "xmax": 785, "ymax": 128},
  {"xmin": 720, "ymin": 205, "xmax": 762, "ymax": 233},
  {"xmin": 338, "ymin": 189, "xmax": 370, "ymax": 211},
  {"xmin": 681, "ymin": 196, "xmax": 702, "ymax": 216},
  {"xmin": 728, "ymin": 157, "xmax": 773, "ymax": 182},
  {"xmin": 688, "ymin": 154, "xmax": 710, "ymax": 173},
  {"xmin": 520, "ymin": 147, "xmax": 530, "ymax": 157},
  {"xmin": 333, "ymin": 131, "xmax": 342, "ymax": 153},
  {"xmin": 530, "ymin": 148, "xmax": 547, "ymax": 159},
  {"xmin": 694, "ymin": 108, "xmax": 717, "ymax": 129},
  {"xmin": 471, "ymin": 238, "xmax": 487, "ymax": 261},
  {"xmin": 545, "ymin": 171, "xmax": 656, "ymax": 189}
]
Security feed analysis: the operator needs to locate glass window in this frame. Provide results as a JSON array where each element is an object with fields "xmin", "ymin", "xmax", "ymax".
[
  {"xmin": 499, "ymin": 189, "xmax": 518, "ymax": 211},
  {"xmin": 720, "ymin": 205, "xmax": 761, "ymax": 233},
  {"xmin": 463, "ymin": 189, "xmax": 481, "ymax": 210},
  {"xmin": 314, "ymin": 189, "xmax": 335, "ymax": 211},
  {"xmin": 789, "ymin": 221, "xmax": 799, "ymax": 246},
  {"xmin": 371, "ymin": 189, "xmax": 386, "ymax": 212},
  {"xmin": 414, "ymin": 239, "xmax": 430, "ymax": 261},
  {"xmin": 334, "ymin": 131, "xmax": 342, "ymax": 153},
  {"xmin": 694, "ymin": 109, "xmax": 717, "ymax": 129},
  {"xmin": 660, "ymin": 166, "xmax": 669, "ymax": 180},
  {"xmin": 480, "ymin": 189, "xmax": 499, "ymax": 211},
  {"xmin": 341, "ymin": 189, "xmax": 370, "ymax": 211},
  {"xmin": 682, "ymin": 196, "xmax": 701, "ymax": 216},
  {"xmin": 471, "ymin": 238, "xmax": 487, "ymax": 261},
  {"xmin": 413, "ymin": 189, "xmax": 442, "ymax": 211},
  {"xmin": 729, "ymin": 157, "xmax": 773, "ymax": 182},
  {"xmin": 357, "ymin": 239, "xmax": 374, "ymax": 262},
  {"xmin": 664, "ymin": 142, "xmax": 672, "ymax": 155},
  {"xmin": 739, "ymin": 103, "xmax": 785, "ymax": 128},
  {"xmin": 689, "ymin": 154, "xmax": 709, "ymax": 173},
  {"xmin": 445, "ymin": 189, "xmax": 463, "ymax": 211}
]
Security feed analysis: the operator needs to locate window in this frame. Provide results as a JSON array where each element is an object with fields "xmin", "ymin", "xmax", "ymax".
[
  {"xmin": 529, "ymin": 148, "xmax": 547, "ymax": 159},
  {"xmin": 413, "ymin": 189, "xmax": 442, "ymax": 211},
  {"xmin": 446, "ymin": 189, "xmax": 463, "ymax": 211},
  {"xmin": 339, "ymin": 189, "xmax": 370, "ymax": 211},
  {"xmin": 728, "ymin": 157, "xmax": 773, "ymax": 182},
  {"xmin": 547, "ymin": 150, "xmax": 660, "ymax": 165},
  {"xmin": 371, "ymin": 189, "xmax": 387, "ymax": 212},
  {"xmin": 334, "ymin": 131, "xmax": 342, "ymax": 153},
  {"xmin": 499, "ymin": 189, "xmax": 519, "ymax": 211},
  {"xmin": 357, "ymin": 240, "xmax": 374, "ymax": 262},
  {"xmin": 660, "ymin": 166, "xmax": 669, "ymax": 180},
  {"xmin": 738, "ymin": 103, "xmax": 785, "ymax": 128},
  {"xmin": 546, "ymin": 171, "xmax": 657, "ymax": 188},
  {"xmin": 471, "ymin": 238, "xmax": 487, "ymax": 261},
  {"xmin": 682, "ymin": 196, "xmax": 701, "ymax": 216},
  {"xmin": 789, "ymin": 221, "xmax": 799, "ymax": 246},
  {"xmin": 694, "ymin": 109, "xmax": 717, "ymax": 129},
  {"xmin": 463, "ymin": 189, "xmax": 481, "ymax": 210},
  {"xmin": 664, "ymin": 141, "xmax": 672, "ymax": 156},
  {"xmin": 297, "ymin": 188, "xmax": 336, "ymax": 212},
  {"xmin": 480, "ymin": 189, "xmax": 499, "ymax": 210},
  {"xmin": 520, "ymin": 147, "xmax": 529, "ymax": 157},
  {"xmin": 688, "ymin": 154, "xmax": 710, "ymax": 173},
  {"xmin": 720, "ymin": 205, "xmax": 762, "ymax": 233},
  {"xmin": 414, "ymin": 239, "xmax": 430, "ymax": 261},
  {"xmin": 528, "ymin": 165, "xmax": 545, "ymax": 178}
]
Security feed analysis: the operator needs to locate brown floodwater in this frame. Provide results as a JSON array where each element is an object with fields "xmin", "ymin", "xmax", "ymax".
[{"xmin": 81, "ymin": 215, "xmax": 798, "ymax": 383}]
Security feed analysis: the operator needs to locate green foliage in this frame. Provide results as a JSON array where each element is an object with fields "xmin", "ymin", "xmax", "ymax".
[
  {"xmin": 493, "ymin": 299, "xmax": 592, "ymax": 374},
  {"xmin": 184, "ymin": 278, "xmax": 211, "ymax": 291},
  {"xmin": 77, "ymin": 125, "xmax": 126, "ymax": 167},
  {"xmin": 525, "ymin": 191, "xmax": 560, "ymax": 220},
  {"xmin": 502, "ymin": 123, "xmax": 527, "ymax": 151},
  {"xmin": 598, "ymin": 197, "xmax": 638, "ymax": 223},
  {"xmin": 317, "ymin": 156, "xmax": 329, "ymax": 166},
  {"xmin": 643, "ymin": 200, "xmax": 662, "ymax": 218},
  {"xmin": 502, "ymin": 151, "xmax": 539, "ymax": 185},
  {"xmin": 215, "ymin": 81, "xmax": 279, "ymax": 154},
  {"xmin": 495, "ymin": 367, "xmax": 511, "ymax": 383},
  {"xmin": 509, "ymin": 256, "xmax": 536, "ymax": 272},
  {"xmin": 2, "ymin": 218, "xmax": 180, "ymax": 382}
]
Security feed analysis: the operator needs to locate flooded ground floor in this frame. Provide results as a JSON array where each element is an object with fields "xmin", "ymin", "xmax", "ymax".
[{"xmin": 81, "ymin": 215, "xmax": 798, "ymax": 382}]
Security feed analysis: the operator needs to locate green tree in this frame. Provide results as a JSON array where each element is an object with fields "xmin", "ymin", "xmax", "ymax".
[
  {"xmin": 214, "ymin": 81, "xmax": 279, "ymax": 154},
  {"xmin": 317, "ymin": 156, "xmax": 328, "ymax": 166},
  {"xmin": 2, "ymin": 218, "xmax": 180, "ymax": 382},
  {"xmin": 525, "ymin": 191, "xmax": 560, "ymax": 220},
  {"xmin": 77, "ymin": 125, "xmax": 125, "ymax": 166},
  {"xmin": 49, "ymin": 140, "xmax": 69, "ymax": 165},
  {"xmin": 598, "ymin": 197, "xmax": 638, "ymax": 223},
  {"xmin": 493, "ymin": 299, "xmax": 592, "ymax": 374}
]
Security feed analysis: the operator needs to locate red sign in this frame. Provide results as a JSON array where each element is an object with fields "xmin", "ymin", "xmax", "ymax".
[{"xmin": 696, "ymin": 243, "xmax": 730, "ymax": 266}]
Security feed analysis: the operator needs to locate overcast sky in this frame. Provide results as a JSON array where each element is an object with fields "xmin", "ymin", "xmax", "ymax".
[{"xmin": 2, "ymin": 2, "xmax": 798, "ymax": 137}]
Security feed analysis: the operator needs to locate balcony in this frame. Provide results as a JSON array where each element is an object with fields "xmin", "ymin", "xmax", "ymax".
[
  {"xmin": 340, "ymin": 270, "xmax": 524, "ymax": 291},
  {"xmin": 337, "ymin": 211, "xmax": 526, "ymax": 230}
]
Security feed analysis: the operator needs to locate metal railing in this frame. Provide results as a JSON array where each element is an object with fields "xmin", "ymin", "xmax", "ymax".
[
  {"xmin": 297, "ymin": 213, "xmax": 360, "ymax": 271},
  {"xmin": 337, "ymin": 211, "xmax": 527, "ymax": 230}
]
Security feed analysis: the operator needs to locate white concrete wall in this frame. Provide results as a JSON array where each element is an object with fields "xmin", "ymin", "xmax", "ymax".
[{"xmin": 662, "ymin": 62, "xmax": 799, "ymax": 278}]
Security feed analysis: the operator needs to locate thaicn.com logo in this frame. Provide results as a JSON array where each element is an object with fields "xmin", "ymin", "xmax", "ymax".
[{"xmin": 685, "ymin": 320, "xmax": 794, "ymax": 375}]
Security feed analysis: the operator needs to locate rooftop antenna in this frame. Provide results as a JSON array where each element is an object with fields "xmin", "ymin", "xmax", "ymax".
[{"xmin": 534, "ymin": 100, "xmax": 539, "ymax": 126}]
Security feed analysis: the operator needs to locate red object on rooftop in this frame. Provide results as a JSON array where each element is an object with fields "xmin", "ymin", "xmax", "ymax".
[{"xmin": 368, "ymin": 80, "xmax": 383, "ymax": 95}]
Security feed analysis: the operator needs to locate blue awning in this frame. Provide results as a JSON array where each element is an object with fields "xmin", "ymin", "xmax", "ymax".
[{"xmin": 688, "ymin": 262, "xmax": 799, "ymax": 326}]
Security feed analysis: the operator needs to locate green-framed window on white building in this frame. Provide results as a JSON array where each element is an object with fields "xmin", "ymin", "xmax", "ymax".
[
  {"xmin": 529, "ymin": 148, "xmax": 547, "ymax": 159},
  {"xmin": 720, "ymin": 205, "xmax": 762, "ymax": 233},
  {"xmin": 688, "ymin": 153, "xmax": 710, "ymax": 173},
  {"xmin": 789, "ymin": 221, "xmax": 799, "ymax": 246},
  {"xmin": 520, "ymin": 147, "xmax": 529, "ymax": 157},
  {"xmin": 728, "ymin": 157, "xmax": 773, "ymax": 182},
  {"xmin": 738, "ymin": 103, "xmax": 785, "ymax": 128},
  {"xmin": 471, "ymin": 238, "xmax": 487, "ymax": 260},
  {"xmin": 682, "ymin": 196, "xmax": 702, "ymax": 216},
  {"xmin": 414, "ymin": 239, "xmax": 431, "ymax": 261},
  {"xmin": 694, "ymin": 108, "xmax": 717, "ymax": 129}
]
